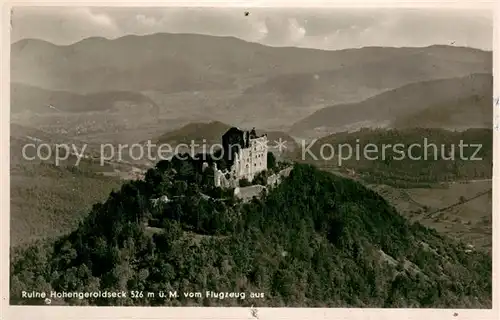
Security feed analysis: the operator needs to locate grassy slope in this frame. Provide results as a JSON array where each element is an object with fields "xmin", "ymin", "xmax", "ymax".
[{"xmin": 356, "ymin": 179, "xmax": 491, "ymax": 253}]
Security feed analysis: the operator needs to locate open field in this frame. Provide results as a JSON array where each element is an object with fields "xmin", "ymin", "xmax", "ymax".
[
  {"xmin": 315, "ymin": 165, "xmax": 491, "ymax": 252},
  {"xmin": 370, "ymin": 181, "xmax": 492, "ymax": 251}
]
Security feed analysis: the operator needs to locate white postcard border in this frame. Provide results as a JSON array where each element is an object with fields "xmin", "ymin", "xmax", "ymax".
[{"xmin": 1, "ymin": 1, "xmax": 498, "ymax": 319}]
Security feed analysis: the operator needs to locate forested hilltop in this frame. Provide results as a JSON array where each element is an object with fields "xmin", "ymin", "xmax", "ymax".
[
  {"xmin": 298, "ymin": 128, "xmax": 493, "ymax": 188},
  {"xmin": 10, "ymin": 158, "xmax": 491, "ymax": 307}
]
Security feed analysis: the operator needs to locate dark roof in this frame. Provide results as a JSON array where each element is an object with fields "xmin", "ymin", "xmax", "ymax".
[{"xmin": 222, "ymin": 127, "xmax": 244, "ymax": 139}]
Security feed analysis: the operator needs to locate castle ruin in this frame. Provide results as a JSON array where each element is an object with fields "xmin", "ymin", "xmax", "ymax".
[{"xmin": 213, "ymin": 127, "xmax": 268, "ymax": 188}]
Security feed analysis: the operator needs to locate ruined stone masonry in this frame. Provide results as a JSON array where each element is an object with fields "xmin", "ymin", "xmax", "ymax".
[
  {"xmin": 233, "ymin": 167, "xmax": 293, "ymax": 202},
  {"xmin": 213, "ymin": 127, "xmax": 268, "ymax": 188}
]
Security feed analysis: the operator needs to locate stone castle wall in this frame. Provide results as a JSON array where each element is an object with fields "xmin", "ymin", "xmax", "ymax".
[
  {"xmin": 214, "ymin": 133, "xmax": 268, "ymax": 188},
  {"xmin": 233, "ymin": 166, "xmax": 293, "ymax": 202},
  {"xmin": 266, "ymin": 166, "xmax": 292, "ymax": 186}
]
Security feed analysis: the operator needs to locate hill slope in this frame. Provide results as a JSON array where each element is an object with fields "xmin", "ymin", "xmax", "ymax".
[
  {"xmin": 154, "ymin": 121, "xmax": 298, "ymax": 152},
  {"xmin": 10, "ymin": 162, "xmax": 491, "ymax": 307},
  {"xmin": 392, "ymin": 93, "xmax": 492, "ymax": 129},
  {"xmin": 297, "ymin": 128, "xmax": 492, "ymax": 188},
  {"xmin": 242, "ymin": 49, "xmax": 492, "ymax": 107},
  {"xmin": 10, "ymin": 124, "xmax": 123, "ymax": 246},
  {"xmin": 11, "ymin": 83, "xmax": 159, "ymax": 114},
  {"xmin": 10, "ymin": 161, "xmax": 123, "ymax": 247},
  {"xmin": 290, "ymin": 73, "xmax": 492, "ymax": 138},
  {"xmin": 155, "ymin": 121, "xmax": 232, "ymax": 145}
]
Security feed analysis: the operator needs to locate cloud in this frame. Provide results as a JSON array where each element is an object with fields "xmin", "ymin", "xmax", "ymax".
[
  {"xmin": 75, "ymin": 7, "xmax": 115, "ymax": 27},
  {"xmin": 11, "ymin": 7, "xmax": 119, "ymax": 43},
  {"xmin": 135, "ymin": 14, "xmax": 159, "ymax": 28},
  {"xmin": 261, "ymin": 17, "xmax": 306, "ymax": 45},
  {"xmin": 288, "ymin": 18, "xmax": 307, "ymax": 43},
  {"xmin": 11, "ymin": 7, "xmax": 493, "ymax": 50}
]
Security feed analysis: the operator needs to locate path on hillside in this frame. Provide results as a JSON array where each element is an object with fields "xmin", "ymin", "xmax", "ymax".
[
  {"xmin": 450, "ymin": 179, "xmax": 492, "ymax": 183},
  {"xmin": 323, "ymin": 167, "xmax": 492, "ymax": 219},
  {"xmin": 416, "ymin": 188, "xmax": 492, "ymax": 221}
]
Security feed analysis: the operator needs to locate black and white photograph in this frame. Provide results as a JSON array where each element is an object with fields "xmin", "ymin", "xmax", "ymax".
[{"xmin": 7, "ymin": 4, "xmax": 494, "ymax": 311}]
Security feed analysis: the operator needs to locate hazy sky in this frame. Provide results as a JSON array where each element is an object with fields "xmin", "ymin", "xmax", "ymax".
[{"xmin": 11, "ymin": 7, "xmax": 493, "ymax": 50}]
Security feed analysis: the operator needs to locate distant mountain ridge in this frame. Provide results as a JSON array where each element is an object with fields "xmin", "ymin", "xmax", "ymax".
[{"xmin": 12, "ymin": 34, "xmax": 491, "ymax": 98}]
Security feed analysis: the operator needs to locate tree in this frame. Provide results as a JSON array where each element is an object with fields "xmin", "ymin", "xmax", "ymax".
[
  {"xmin": 253, "ymin": 170, "xmax": 268, "ymax": 186},
  {"xmin": 239, "ymin": 178, "xmax": 252, "ymax": 187},
  {"xmin": 156, "ymin": 160, "xmax": 172, "ymax": 173},
  {"xmin": 267, "ymin": 152, "xmax": 277, "ymax": 170}
]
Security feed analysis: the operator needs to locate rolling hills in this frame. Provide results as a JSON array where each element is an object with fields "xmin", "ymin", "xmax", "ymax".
[
  {"xmin": 392, "ymin": 93, "xmax": 491, "ymax": 129},
  {"xmin": 289, "ymin": 73, "xmax": 492, "ymax": 138},
  {"xmin": 11, "ymin": 34, "xmax": 492, "ymax": 132},
  {"xmin": 154, "ymin": 121, "xmax": 233, "ymax": 145},
  {"xmin": 153, "ymin": 120, "xmax": 298, "ymax": 152},
  {"xmin": 11, "ymin": 83, "xmax": 159, "ymax": 114},
  {"xmin": 296, "ymin": 128, "xmax": 493, "ymax": 188},
  {"xmin": 242, "ymin": 49, "xmax": 492, "ymax": 107}
]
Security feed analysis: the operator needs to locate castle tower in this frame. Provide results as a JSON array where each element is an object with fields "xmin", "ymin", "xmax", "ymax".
[{"xmin": 215, "ymin": 127, "xmax": 269, "ymax": 187}]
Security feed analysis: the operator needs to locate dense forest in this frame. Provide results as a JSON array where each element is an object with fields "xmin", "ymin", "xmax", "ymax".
[
  {"xmin": 10, "ymin": 156, "xmax": 491, "ymax": 307},
  {"xmin": 298, "ymin": 128, "xmax": 493, "ymax": 188}
]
